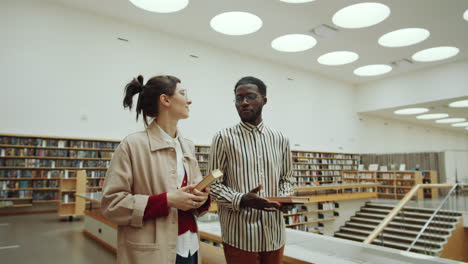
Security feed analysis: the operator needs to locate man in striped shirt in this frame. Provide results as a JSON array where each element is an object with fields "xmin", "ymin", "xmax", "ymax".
[{"xmin": 209, "ymin": 76, "xmax": 294, "ymax": 264}]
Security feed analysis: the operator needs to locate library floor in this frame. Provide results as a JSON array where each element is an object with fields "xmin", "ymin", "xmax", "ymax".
[{"xmin": 0, "ymin": 213, "xmax": 115, "ymax": 264}]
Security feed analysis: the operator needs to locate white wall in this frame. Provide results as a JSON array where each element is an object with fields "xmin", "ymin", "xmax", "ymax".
[
  {"xmin": 355, "ymin": 61, "xmax": 468, "ymax": 112},
  {"xmin": 1, "ymin": 0, "xmax": 358, "ymax": 152},
  {"xmin": 444, "ymin": 150, "xmax": 468, "ymax": 183},
  {"xmin": 1, "ymin": 0, "xmax": 467, "ymax": 156}
]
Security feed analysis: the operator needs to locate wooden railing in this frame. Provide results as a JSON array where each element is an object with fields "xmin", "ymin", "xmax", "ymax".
[{"xmin": 363, "ymin": 183, "xmax": 454, "ymax": 244}]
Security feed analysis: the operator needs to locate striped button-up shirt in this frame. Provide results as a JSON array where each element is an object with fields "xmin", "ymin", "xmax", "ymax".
[{"xmin": 208, "ymin": 121, "xmax": 293, "ymax": 252}]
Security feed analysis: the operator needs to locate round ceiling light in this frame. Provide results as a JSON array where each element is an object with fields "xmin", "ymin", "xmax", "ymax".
[
  {"xmin": 317, "ymin": 51, "xmax": 359, "ymax": 66},
  {"xmin": 452, "ymin": 122, "xmax": 468, "ymax": 127},
  {"xmin": 280, "ymin": 0, "xmax": 317, "ymax": 3},
  {"xmin": 394, "ymin": 108, "xmax": 429, "ymax": 115},
  {"xmin": 354, "ymin": 64, "xmax": 392, "ymax": 76},
  {"xmin": 378, "ymin": 28, "xmax": 430, "ymax": 47},
  {"xmin": 129, "ymin": 0, "xmax": 188, "ymax": 13},
  {"xmin": 332, "ymin": 2, "xmax": 390, "ymax": 29},
  {"xmin": 449, "ymin": 99, "xmax": 468, "ymax": 108},
  {"xmin": 436, "ymin": 118, "xmax": 466, "ymax": 124},
  {"xmin": 412, "ymin": 46, "xmax": 459, "ymax": 62},
  {"xmin": 464, "ymin": 9, "xmax": 468, "ymax": 21},
  {"xmin": 210, "ymin": 12, "xmax": 263, "ymax": 36},
  {"xmin": 416, "ymin": 113, "xmax": 449, "ymax": 120},
  {"xmin": 271, "ymin": 34, "xmax": 317, "ymax": 52}
]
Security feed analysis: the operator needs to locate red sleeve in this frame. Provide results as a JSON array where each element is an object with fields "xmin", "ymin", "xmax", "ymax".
[
  {"xmin": 197, "ymin": 195, "xmax": 211, "ymax": 213},
  {"xmin": 143, "ymin": 192, "xmax": 169, "ymax": 220}
]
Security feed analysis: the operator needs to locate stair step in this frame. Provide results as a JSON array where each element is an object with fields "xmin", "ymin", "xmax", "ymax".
[
  {"xmin": 345, "ymin": 222, "xmax": 450, "ymax": 236},
  {"xmin": 355, "ymin": 212, "xmax": 456, "ymax": 226},
  {"xmin": 339, "ymin": 227, "xmax": 446, "ymax": 243},
  {"xmin": 361, "ymin": 208, "xmax": 458, "ymax": 221},
  {"xmin": 334, "ymin": 232, "xmax": 442, "ymax": 253},
  {"xmin": 366, "ymin": 203, "xmax": 463, "ymax": 217},
  {"xmin": 349, "ymin": 217, "xmax": 453, "ymax": 233}
]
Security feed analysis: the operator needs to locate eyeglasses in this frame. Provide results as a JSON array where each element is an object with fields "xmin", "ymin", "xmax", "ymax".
[{"xmin": 234, "ymin": 93, "xmax": 262, "ymax": 104}]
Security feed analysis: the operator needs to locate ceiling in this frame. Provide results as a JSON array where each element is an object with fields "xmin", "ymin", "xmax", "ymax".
[
  {"xmin": 360, "ymin": 96, "xmax": 468, "ymax": 133},
  {"xmin": 52, "ymin": 0, "xmax": 468, "ymax": 84}
]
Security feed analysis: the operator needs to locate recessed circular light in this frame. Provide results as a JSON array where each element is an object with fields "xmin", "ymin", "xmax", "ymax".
[
  {"xmin": 354, "ymin": 64, "xmax": 392, "ymax": 76},
  {"xmin": 449, "ymin": 99, "xmax": 468, "ymax": 108},
  {"xmin": 129, "ymin": 0, "xmax": 188, "ymax": 13},
  {"xmin": 378, "ymin": 28, "xmax": 430, "ymax": 47},
  {"xmin": 416, "ymin": 113, "xmax": 449, "ymax": 120},
  {"xmin": 280, "ymin": 0, "xmax": 316, "ymax": 3},
  {"xmin": 464, "ymin": 9, "xmax": 468, "ymax": 21},
  {"xmin": 271, "ymin": 34, "xmax": 317, "ymax": 52},
  {"xmin": 317, "ymin": 51, "xmax": 359, "ymax": 66},
  {"xmin": 394, "ymin": 108, "xmax": 429, "ymax": 115},
  {"xmin": 332, "ymin": 2, "xmax": 390, "ymax": 29},
  {"xmin": 210, "ymin": 12, "xmax": 263, "ymax": 36},
  {"xmin": 452, "ymin": 122, "xmax": 468, "ymax": 127},
  {"xmin": 412, "ymin": 46, "xmax": 459, "ymax": 62},
  {"xmin": 436, "ymin": 118, "xmax": 466, "ymax": 124},
  {"xmin": 466, "ymin": 127, "xmax": 468, "ymax": 131}
]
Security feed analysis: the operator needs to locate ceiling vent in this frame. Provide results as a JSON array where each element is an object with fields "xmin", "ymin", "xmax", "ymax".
[{"xmin": 310, "ymin": 24, "xmax": 338, "ymax": 38}]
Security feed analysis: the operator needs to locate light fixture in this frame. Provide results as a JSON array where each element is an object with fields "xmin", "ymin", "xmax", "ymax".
[
  {"xmin": 271, "ymin": 34, "xmax": 317, "ymax": 52},
  {"xmin": 354, "ymin": 64, "xmax": 392, "ymax": 76},
  {"xmin": 435, "ymin": 118, "xmax": 466, "ymax": 124},
  {"xmin": 464, "ymin": 9, "xmax": 468, "ymax": 21},
  {"xmin": 449, "ymin": 99, "xmax": 468, "ymax": 108},
  {"xmin": 317, "ymin": 51, "xmax": 359, "ymax": 66},
  {"xmin": 210, "ymin": 12, "xmax": 262, "ymax": 36},
  {"xmin": 280, "ymin": 0, "xmax": 316, "ymax": 3},
  {"xmin": 128, "ymin": 0, "xmax": 188, "ymax": 13},
  {"xmin": 378, "ymin": 28, "xmax": 430, "ymax": 47},
  {"xmin": 416, "ymin": 113, "xmax": 449, "ymax": 120},
  {"xmin": 466, "ymin": 127, "xmax": 468, "ymax": 131},
  {"xmin": 412, "ymin": 46, "xmax": 459, "ymax": 62},
  {"xmin": 452, "ymin": 122, "xmax": 468, "ymax": 127},
  {"xmin": 332, "ymin": 2, "xmax": 390, "ymax": 29},
  {"xmin": 394, "ymin": 108, "xmax": 429, "ymax": 115}
]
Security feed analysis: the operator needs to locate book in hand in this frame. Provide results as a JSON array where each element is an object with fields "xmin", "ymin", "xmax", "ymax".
[
  {"xmin": 267, "ymin": 196, "xmax": 310, "ymax": 204},
  {"xmin": 195, "ymin": 169, "xmax": 223, "ymax": 191}
]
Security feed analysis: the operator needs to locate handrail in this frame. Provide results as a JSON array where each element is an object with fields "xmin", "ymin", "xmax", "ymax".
[
  {"xmin": 406, "ymin": 184, "xmax": 458, "ymax": 252},
  {"xmin": 364, "ymin": 183, "xmax": 453, "ymax": 244}
]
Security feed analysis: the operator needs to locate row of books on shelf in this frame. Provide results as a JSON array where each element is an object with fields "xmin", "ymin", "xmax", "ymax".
[
  {"xmin": 0, "ymin": 148, "xmax": 113, "ymax": 158},
  {"xmin": 319, "ymin": 202, "xmax": 336, "ymax": 210},
  {"xmin": 284, "ymin": 205, "xmax": 308, "ymax": 215},
  {"xmin": 87, "ymin": 178, "xmax": 104, "ymax": 187},
  {"xmin": 0, "ymin": 137, "xmax": 119, "ymax": 149},
  {"xmin": 292, "ymin": 164, "xmax": 357, "ymax": 170},
  {"xmin": 293, "ymin": 170, "xmax": 341, "ymax": 176},
  {"xmin": 0, "ymin": 159, "xmax": 110, "ymax": 168},
  {"xmin": 0, "ymin": 169, "xmax": 62, "ymax": 178},
  {"xmin": 377, "ymin": 187, "xmax": 411, "ymax": 194},
  {"xmin": 195, "ymin": 147, "xmax": 210, "ymax": 153},
  {"xmin": 294, "ymin": 158, "xmax": 359, "ymax": 165},
  {"xmin": 1, "ymin": 180, "xmax": 59, "ymax": 189},
  {"xmin": 196, "ymin": 155, "xmax": 208, "ymax": 162},
  {"xmin": 0, "ymin": 190, "xmax": 58, "ymax": 199},
  {"xmin": 343, "ymin": 172, "xmax": 375, "ymax": 179},
  {"xmin": 295, "ymin": 177, "xmax": 342, "ymax": 184},
  {"xmin": 377, "ymin": 173, "xmax": 414, "ymax": 180},
  {"xmin": 292, "ymin": 152, "xmax": 359, "ymax": 159}
]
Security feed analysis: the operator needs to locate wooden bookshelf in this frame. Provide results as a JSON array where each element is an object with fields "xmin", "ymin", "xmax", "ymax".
[
  {"xmin": 0, "ymin": 134, "xmax": 120, "ymax": 213},
  {"xmin": 58, "ymin": 170, "xmax": 86, "ymax": 218},
  {"xmin": 342, "ymin": 170, "xmax": 437, "ymax": 200},
  {"xmin": 291, "ymin": 150, "xmax": 360, "ymax": 186},
  {"xmin": 283, "ymin": 201, "xmax": 339, "ymax": 234}
]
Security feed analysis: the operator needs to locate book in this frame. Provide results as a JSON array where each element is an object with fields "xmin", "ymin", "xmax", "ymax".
[
  {"xmin": 195, "ymin": 169, "xmax": 223, "ymax": 191},
  {"xmin": 267, "ymin": 196, "xmax": 310, "ymax": 204}
]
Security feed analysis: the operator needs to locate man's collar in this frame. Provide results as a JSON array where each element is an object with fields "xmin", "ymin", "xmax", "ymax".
[{"xmin": 239, "ymin": 120, "xmax": 264, "ymax": 133}]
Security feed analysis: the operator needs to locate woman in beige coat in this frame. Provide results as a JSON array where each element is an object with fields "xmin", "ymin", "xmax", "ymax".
[{"xmin": 101, "ymin": 75, "xmax": 210, "ymax": 264}]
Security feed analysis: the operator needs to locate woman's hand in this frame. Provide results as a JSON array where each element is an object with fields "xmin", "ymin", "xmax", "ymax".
[
  {"xmin": 192, "ymin": 187, "xmax": 209, "ymax": 208},
  {"xmin": 167, "ymin": 185, "xmax": 206, "ymax": 211}
]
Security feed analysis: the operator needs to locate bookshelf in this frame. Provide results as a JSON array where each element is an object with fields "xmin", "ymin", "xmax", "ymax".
[
  {"xmin": 58, "ymin": 170, "xmax": 86, "ymax": 219},
  {"xmin": 342, "ymin": 170, "xmax": 438, "ymax": 200},
  {"xmin": 283, "ymin": 201, "xmax": 338, "ymax": 234},
  {"xmin": 291, "ymin": 150, "xmax": 360, "ymax": 186},
  {"xmin": 194, "ymin": 145, "xmax": 210, "ymax": 175},
  {"xmin": 0, "ymin": 134, "xmax": 119, "ymax": 213}
]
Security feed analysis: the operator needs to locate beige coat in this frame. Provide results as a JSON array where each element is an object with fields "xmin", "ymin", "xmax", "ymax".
[{"xmin": 101, "ymin": 121, "xmax": 204, "ymax": 264}]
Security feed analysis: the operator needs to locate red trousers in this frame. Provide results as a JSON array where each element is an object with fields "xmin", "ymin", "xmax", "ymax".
[{"xmin": 223, "ymin": 243, "xmax": 284, "ymax": 264}]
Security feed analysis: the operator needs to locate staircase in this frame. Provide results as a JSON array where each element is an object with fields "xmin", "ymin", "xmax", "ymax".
[{"xmin": 334, "ymin": 202, "xmax": 463, "ymax": 256}]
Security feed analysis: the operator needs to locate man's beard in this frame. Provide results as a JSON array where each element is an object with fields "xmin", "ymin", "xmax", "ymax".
[{"xmin": 240, "ymin": 106, "xmax": 263, "ymax": 123}]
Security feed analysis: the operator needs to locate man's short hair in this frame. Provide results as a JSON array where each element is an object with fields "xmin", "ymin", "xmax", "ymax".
[{"xmin": 234, "ymin": 76, "xmax": 267, "ymax": 96}]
